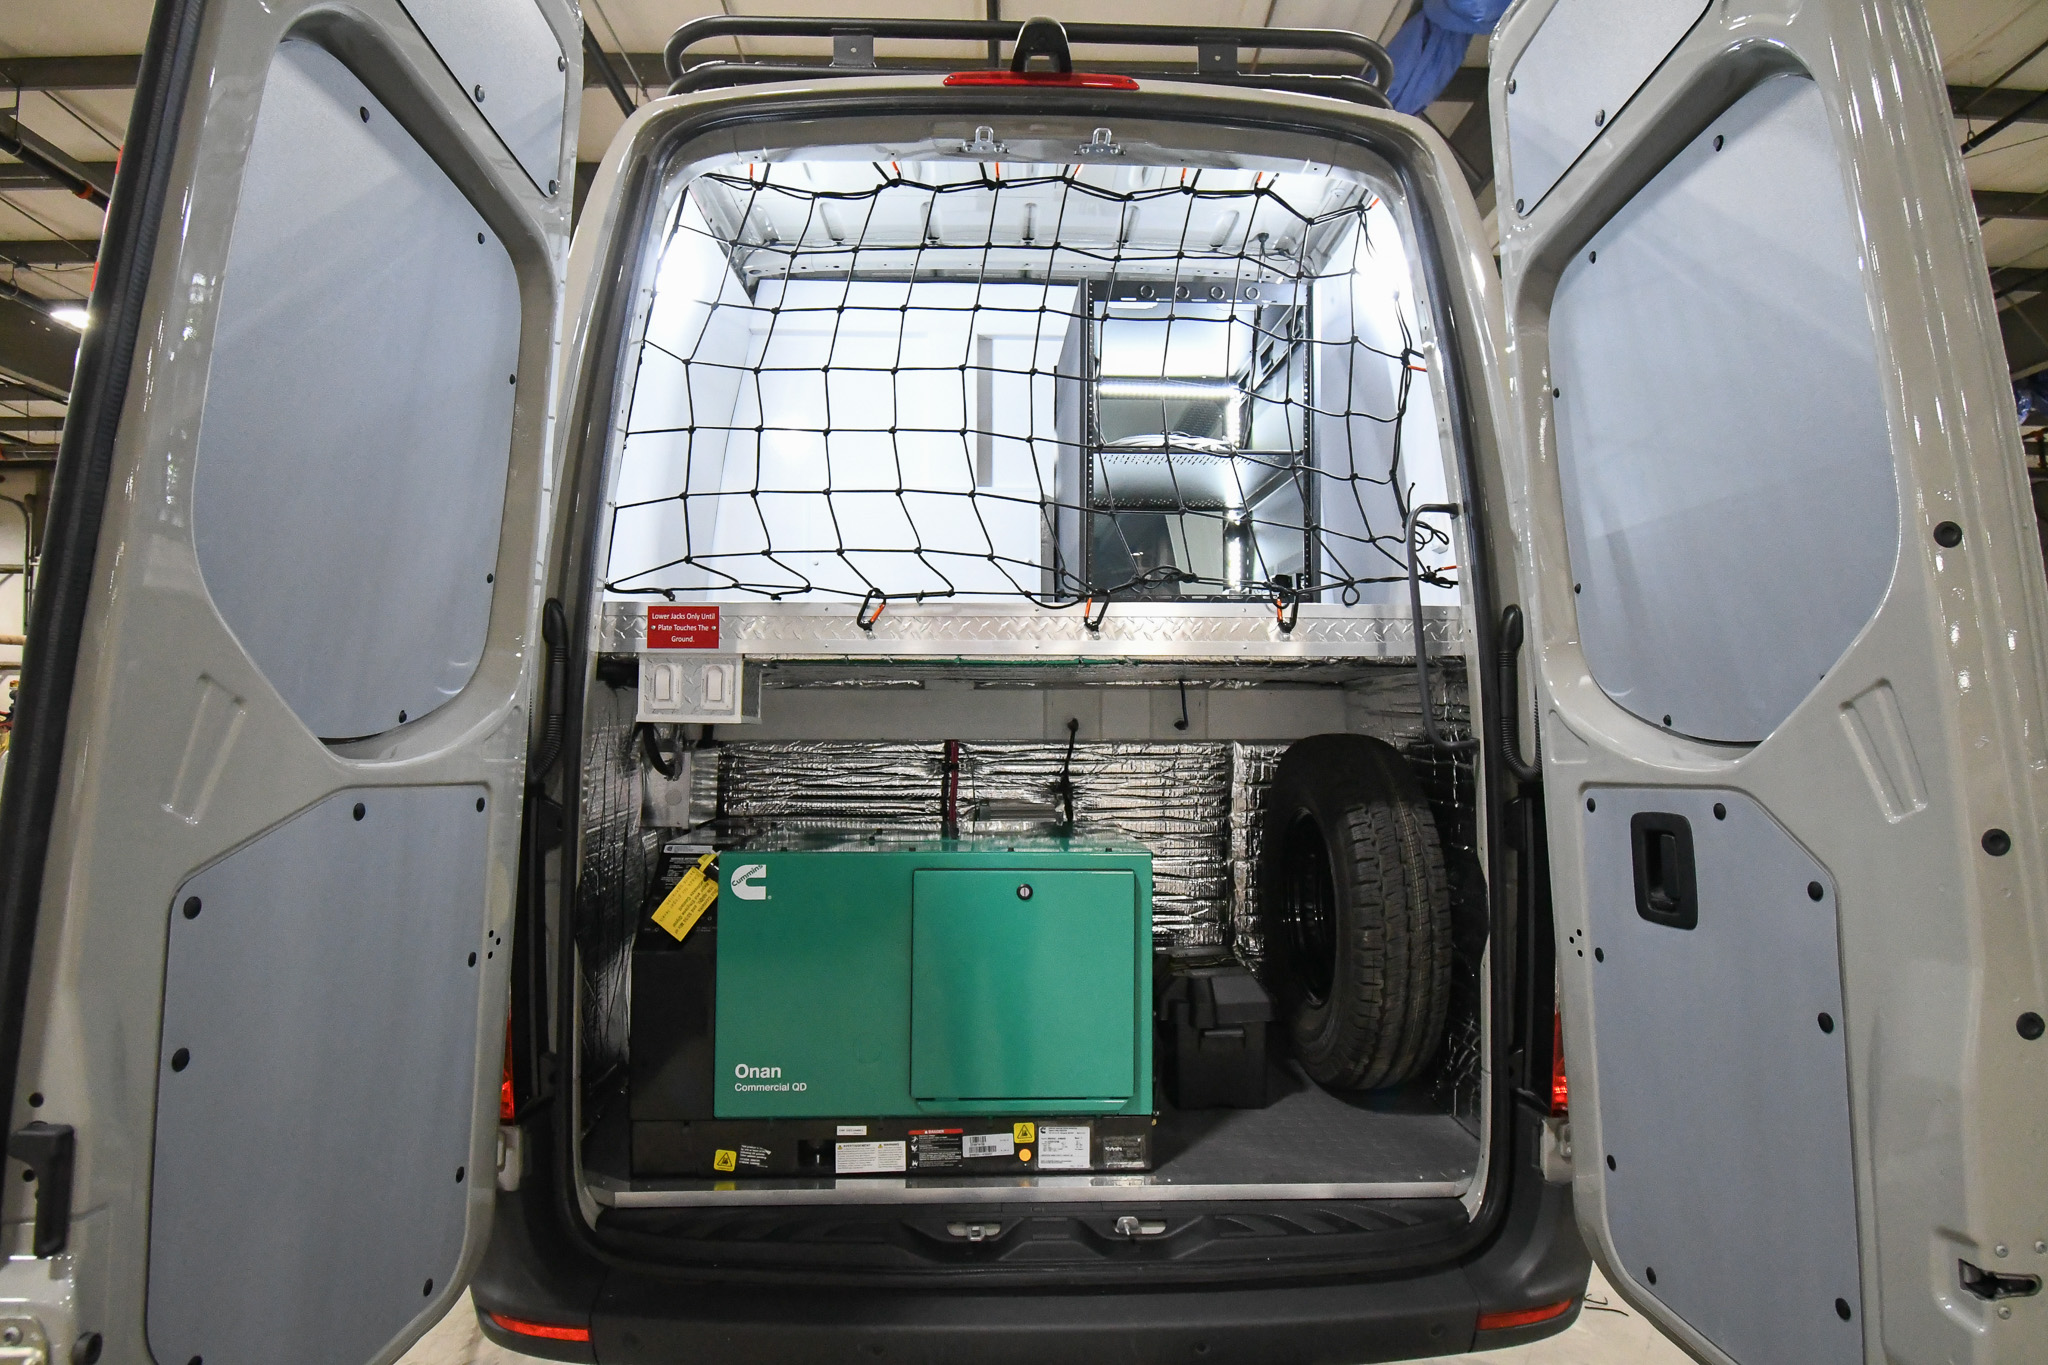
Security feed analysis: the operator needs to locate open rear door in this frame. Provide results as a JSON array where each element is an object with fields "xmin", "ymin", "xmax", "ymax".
[
  {"xmin": 0, "ymin": 0, "xmax": 578, "ymax": 1361},
  {"xmin": 1490, "ymin": 0, "xmax": 2048, "ymax": 1361}
]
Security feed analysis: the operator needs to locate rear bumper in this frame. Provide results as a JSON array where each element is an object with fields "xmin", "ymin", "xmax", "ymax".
[{"xmin": 474, "ymin": 1103, "xmax": 1587, "ymax": 1364}]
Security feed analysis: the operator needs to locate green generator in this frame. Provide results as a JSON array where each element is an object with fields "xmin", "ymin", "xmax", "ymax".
[{"xmin": 712, "ymin": 834, "xmax": 1154, "ymax": 1119}]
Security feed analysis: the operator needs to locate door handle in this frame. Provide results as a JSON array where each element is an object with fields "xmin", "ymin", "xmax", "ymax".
[
  {"xmin": 1630, "ymin": 812, "xmax": 1698, "ymax": 930},
  {"xmin": 1496, "ymin": 605, "xmax": 1543, "ymax": 785}
]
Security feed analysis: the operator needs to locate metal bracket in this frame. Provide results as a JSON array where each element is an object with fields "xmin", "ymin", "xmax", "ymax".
[
  {"xmin": 1197, "ymin": 41, "xmax": 1238, "ymax": 74},
  {"xmin": 1077, "ymin": 126, "xmax": 1124, "ymax": 159},
  {"xmin": 960, "ymin": 125, "xmax": 1007, "ymax": 156},
  {"xmin": 5, "ymin": 1126, "xmax": 71, "ymax": 1259},
  {"xmin": 829, "ymin": 29, "xmax": 876, "ymax": 68},
  {"xmin": 1009, "ymin": 16, "xmax": 1073, "ymax": 73}
]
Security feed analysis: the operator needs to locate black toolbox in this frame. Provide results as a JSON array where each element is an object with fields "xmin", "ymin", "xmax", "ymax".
[{"xmin": 1156, "ymin": 955, "xmax": 1276, "ymax": 1109}]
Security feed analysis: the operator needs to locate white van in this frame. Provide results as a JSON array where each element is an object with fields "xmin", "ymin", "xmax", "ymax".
[{"xmin": 0, "ymin": 2, "xmax": 2042, "ymax": 1364}]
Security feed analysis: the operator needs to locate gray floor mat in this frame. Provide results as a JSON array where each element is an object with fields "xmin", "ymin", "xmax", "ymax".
[{"xmin": 1149, "ymin": 1060, "xmax": 1481, "ymax": 1185}]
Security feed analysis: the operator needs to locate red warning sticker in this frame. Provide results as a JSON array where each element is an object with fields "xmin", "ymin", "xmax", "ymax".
[{"xmin": 646, "ymin": 604, "xmax": 720, "ymax": 650}]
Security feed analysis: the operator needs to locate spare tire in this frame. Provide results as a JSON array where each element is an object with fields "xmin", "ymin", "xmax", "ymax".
[{"xmin": 1259, "ymin": 733, "xmax": 1452, "ymax": 1090}]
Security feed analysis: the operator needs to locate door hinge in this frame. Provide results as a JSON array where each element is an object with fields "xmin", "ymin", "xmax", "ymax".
[
  {"xmin": 496, "ymin": 1124, "xmax": 524, "ymax": 1192},
  {"xmin": 1540, "ymin": 1116, "xmax": 1573, "ymax": 1183},
  {"xmin": 5, "ymin": 1126, "xmax": 72, "ymax": 1258}
]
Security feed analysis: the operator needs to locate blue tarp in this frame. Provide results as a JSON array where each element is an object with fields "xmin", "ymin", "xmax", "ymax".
[
  {"xmin": 2019, "ymin": 372, "xmax": 2048, "ymax": 427},
  {"xmin": 1384, "ymin": 0, "xmax": 1514, "ymax": 115}
]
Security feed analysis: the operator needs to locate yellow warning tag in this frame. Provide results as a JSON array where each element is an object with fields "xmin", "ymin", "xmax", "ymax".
[
  {"xmin": 651, "ymin": 853, "xmax": 718, "ymax": 941},
  {"xmin": 713, "ymin": 1150, "xmax": 738, "ymax": 1173},
  {"xmin": 1013, "ymin": 1122, "xmax": 1035, "ymax": 1144}
]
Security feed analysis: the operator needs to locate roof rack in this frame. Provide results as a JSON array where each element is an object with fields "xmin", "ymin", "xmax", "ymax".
[{"xmin": 662, "ymin": 15, "xmax": 1394, "ymax": 108}]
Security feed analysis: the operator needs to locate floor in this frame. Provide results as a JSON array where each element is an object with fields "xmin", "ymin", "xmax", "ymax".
[
  {"xmin": 1149, "ymin": 1058, "xmax": 1478, "ymax": 1186},
  {"xmin": 397, "ymin": 1265, "xmax": 1696, "ymax": 1365}
]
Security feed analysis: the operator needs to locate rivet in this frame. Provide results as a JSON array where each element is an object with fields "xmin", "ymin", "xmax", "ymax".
[
  {"xmin": 352, "ymin": 802, "xmax": 366, "ymax": 821},
  {"xmin": 548, "ymin": 179, "xmax": 559, "ymax": 196},
  {"xmin": 182, "ymin": 896, "xmax": 202, "ymax": 919},
  {"xmin": 5, "ymin": 1325, "xmax": 22, "ymax": 1345},
  {"xmin": 1595, "ymin": 109, "xmax": 1607, "ymax": 126},
  {"xmin": 1996, "ymin": 1244, "xmax": 2009, "ymax": 1257},
  {"xmin": 473, "ymin": 84, "xmax": 486, "ymax": 102},
  {"xmin": 1982, "ymin": 828, "xmax": 2012, "ymax": 856},
  {"xmin": 1515, "ymin": 197, "xmax": 1525, "ymax": 214},
  {"xmin": 1836, "ymin": 1298, "xmax": 1853, "ymax": 1321},
  {"xmin": 1808, "ymin": 881, "xmax": 1825, "ymax": 901},
  {"xmin": 1934, "ymin": 521, "xmax": 1963, "ymax": 548},
  {"xmin": 2034, "ymin": 1240, "xmax": 2045, "ymax": 1254},
  {"xmin": 557, "ymin": 54, "xmax": 567, "ymax": 71},
  {"xmin": 1998, "ymin": 1305, "xmax": 2012, "ymax": 1318},
  {"xmin": 1712, "ymin": 134, "xmax": 1723, "ymax": 151},
  {"xmin": 1507, "ymin": 78, "xmax": 1517, "ymax": 94},
  {"xmin": 170, "ymin": 1047, "xmax": 190, "ymax": 1072}
]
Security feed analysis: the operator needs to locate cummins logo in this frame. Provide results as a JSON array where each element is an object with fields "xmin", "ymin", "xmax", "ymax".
[{"xmin": 730, "ymin": 863, "xmax": 768, "ymax": 900}]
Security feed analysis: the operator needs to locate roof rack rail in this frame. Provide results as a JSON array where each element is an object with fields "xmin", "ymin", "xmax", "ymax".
[{"xmin": 661, "ymin": 15, "xmax": 1394, "ymax": 108}]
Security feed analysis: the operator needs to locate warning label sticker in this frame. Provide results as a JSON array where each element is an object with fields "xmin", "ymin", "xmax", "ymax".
[
  {"xmin": 1038, "ymin": 1125, "xmax": 1091, "ymax": 1171},
  {"xmin": 1100, "ymin": 1134, "xmax": 1148, "ymax": 1170},
  {"xmin": 737, "ymin": 1144, "xmax": 772, "ymax": 1169},
  {"xmin": 836, "ymin": 1124, "xmax": 868, "ymax": 1137},
  {"xmin": 910, "ymin": 1133, "xmax": 962, "ymax": 1169},
  {"xmin": 835, "ymin": 1140, "xmax": 908, "ymax": 1175},
  {"xmin": 963, "ymin": 1133, "xmax": 1015, "ymax": 1159},
  {"xmin": 650, "ymin": 852, "xmax": 717, "ymax": 940},
  {"xmin": 647, "ymin": 604, "xmax": 720, "ymax": 650}
]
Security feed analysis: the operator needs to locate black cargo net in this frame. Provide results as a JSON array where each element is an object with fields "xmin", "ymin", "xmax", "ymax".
[{"xmin": 604, "ymin": 162, "xmax": 1455, "ymax": 610}]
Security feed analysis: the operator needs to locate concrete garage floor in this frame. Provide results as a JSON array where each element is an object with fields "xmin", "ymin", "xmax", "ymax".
[{"xmin": 396, "ymin": 1265, "xmax": 1695, "ymax": 1365}]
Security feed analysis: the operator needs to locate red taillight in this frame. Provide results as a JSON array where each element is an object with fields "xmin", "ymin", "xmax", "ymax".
[
  {"xmin": 1550, "ymin": 1010, "xmax": 1569, "ymax": 1115},
  {"xmin": 1476, "ymin": 1298, "xmax": 1577, "ymax": 1332},
  {"xmin": 942, "ymin": 71, "xmax": 1139, "ymax": 90},
  {"xmin": 488, "ymin": 1311, "xmax": 592, "ymax": 1343},
  {"xmin": 499, "ymin": 1019, "xmax": 516, "ymax": 1123}
]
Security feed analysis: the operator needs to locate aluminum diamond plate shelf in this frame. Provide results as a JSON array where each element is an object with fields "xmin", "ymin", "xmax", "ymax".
[{"xmin": 598, "ymin": 601, "xmax": 1464, "ymax": 661}]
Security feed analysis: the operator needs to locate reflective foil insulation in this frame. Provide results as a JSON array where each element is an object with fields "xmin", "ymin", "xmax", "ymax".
[{"xmin": 577, "ymin": 667, "xmax": 1478, "ymax": 1123}]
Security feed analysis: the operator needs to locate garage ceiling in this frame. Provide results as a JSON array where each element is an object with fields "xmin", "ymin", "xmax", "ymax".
[{"xmin": 2, "ymin": 0, "xmax": 2047, "ymax": 458}]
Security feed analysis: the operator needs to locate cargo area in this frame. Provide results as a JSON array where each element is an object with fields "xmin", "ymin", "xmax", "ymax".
[{"xmin": 565, "ymin": 135, "xmax": 1492, "ymax": 1216}]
